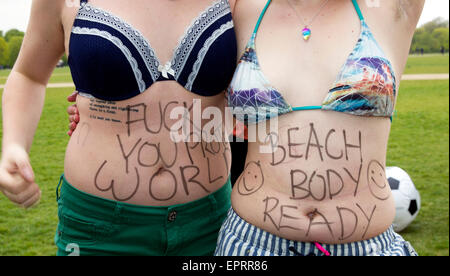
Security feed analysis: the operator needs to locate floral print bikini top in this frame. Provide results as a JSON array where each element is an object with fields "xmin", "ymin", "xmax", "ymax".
[{"xmin": 227, "ymin": 0, "xmax": 397, "ymax": 125}]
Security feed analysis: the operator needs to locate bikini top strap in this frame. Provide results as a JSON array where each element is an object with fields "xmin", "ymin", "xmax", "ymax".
[
  {"xmin": 351, "ymin": 0, "xmax": 365, "ymax": 21},
  {"xmin": 252, "ymin": 0, "xmax": 272, "ymax": 35}
]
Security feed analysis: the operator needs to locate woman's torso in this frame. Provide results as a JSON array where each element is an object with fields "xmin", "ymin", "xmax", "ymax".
[
  {"xmin": 230, "ymin": 0, "xmax": 412, "ymax": 244},
  {"xmin": 61, "ymin": 0, "xmax": 235, "ymax": 206}
]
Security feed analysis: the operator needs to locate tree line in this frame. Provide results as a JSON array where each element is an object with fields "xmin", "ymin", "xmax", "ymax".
[
  {"xmin": 0, "ymin": 29, "xmax": 67, "ymax": 70},
  {"xmin": 0, "ymin": 17, "xmax": 448, "ymax": 69},
  {"xmin": 411, "ymin": 17, "xmax": 449, "ymax": 54},
  {"xmin": 0, "ymin": 29, "xmax": 25, "ymax": 69}
]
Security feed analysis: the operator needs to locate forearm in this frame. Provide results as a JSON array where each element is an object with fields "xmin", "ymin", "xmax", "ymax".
[{"xmin": 2, "ymin": 70, "xmax": 46, "ymax": 153}]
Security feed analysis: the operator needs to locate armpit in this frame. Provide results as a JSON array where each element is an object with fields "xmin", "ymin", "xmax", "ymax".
[{"xmin": 396, "ymin": 0, "xmax": 425, "ymax": 21}]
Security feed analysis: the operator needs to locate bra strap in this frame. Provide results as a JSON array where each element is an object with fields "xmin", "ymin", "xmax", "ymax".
[
  {"xmin": 351, "ymin": 0, "xmax": 365, "ymax": 21},
  {"xmin": 252, "ymin": 0, "xmax": 272, "ymax": 35}
]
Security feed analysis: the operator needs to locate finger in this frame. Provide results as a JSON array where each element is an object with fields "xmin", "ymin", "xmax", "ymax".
[
  {"xmin": 0, "ymin": 170, "xmax": 29, "ymax": 195},
  {"xmin": 67, "ymin": 91, "xmax": 78, "ymax": 102},
  {"xmin": 67, "ymin": 105, "xmax": 78, "ymax": 116},
  {"xmin": 0, "ymin": 171, "xmax": 16, "ymax": 194},
  {"xmin": 69, "ymin": 114, "xmax": 80, "ymax": 124},
  {"xmin": 69, "ymin": 115, "xmax": 79, "ymax": 124},
  {"xmin": 2, "ymin": 181, "xmax": 39, "ymax": 204},
  {"xmin": 68, "ymin": 130, "xmax": 73, "ymax": 137},
  {"xmin": 16, "ymin": 155, "xmax": 35, "ymax": 183},
  {"xmin": 22, "ymin": 189, "xmax": 42, "ymax": 209}
]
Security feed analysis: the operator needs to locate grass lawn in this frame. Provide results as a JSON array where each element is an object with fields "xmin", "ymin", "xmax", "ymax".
[
  {"xmin": 0, "ymin": 72, "xmax": 448, "ymax": 256},
  {"xmin": 0, "ymin": 87, "xmax": 71, "ymax": 255},
  {"xmin": 404, "ymin": 54, "xmax": 449, "ymax": 75},
  {"xmin": 387, "ymin": 80, "xmax": 449, "ymax": 256}
]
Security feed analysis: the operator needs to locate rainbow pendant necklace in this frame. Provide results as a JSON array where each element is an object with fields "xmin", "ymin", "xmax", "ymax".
[
  {"xmin": 286, "ymin": 0, "xmax": 331, "ymax": 41},
  {"xmin": 302, "ymin": 27, "xmax": 312, "ymax": 41}
]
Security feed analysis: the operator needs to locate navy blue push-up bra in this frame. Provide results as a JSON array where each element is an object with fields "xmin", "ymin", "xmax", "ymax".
[{"xmin": 69, "ymin": 0, "xmax": 237, "ymax": 101}]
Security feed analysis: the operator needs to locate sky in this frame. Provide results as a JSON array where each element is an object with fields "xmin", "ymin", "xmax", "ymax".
[{"xmin": 0, "ymin": 0, "xmax": 449, "ymax": 33}]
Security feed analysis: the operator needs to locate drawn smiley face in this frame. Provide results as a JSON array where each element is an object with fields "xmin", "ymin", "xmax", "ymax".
[
  {"xmin": 366, "ymin": 160, "xmax": 390, "ymax": 200},
  {"xmin": 237, "ymin": 161, "xmax": 264, "ymax": 196}
]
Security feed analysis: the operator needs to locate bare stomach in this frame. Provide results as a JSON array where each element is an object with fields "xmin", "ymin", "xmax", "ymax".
[
  {"xmin": 231, "ymin": 112, "xmax": 396, "ymax": 244},
  {"xmin": 64, "ymin": 84, "xmax": 231, "ymax": 206}
]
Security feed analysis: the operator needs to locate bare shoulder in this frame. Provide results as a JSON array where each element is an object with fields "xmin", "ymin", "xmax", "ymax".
[
  {"xmin": 232, "ymin": 0, "xmax": 267, "ymax": 36},
  {"xmin": 234, "ymin": 0, "xmax": 266, "ymax": 15},
  {"xmin": 233, "ymin": 0, "xmax": 267, "ymax": 21}
]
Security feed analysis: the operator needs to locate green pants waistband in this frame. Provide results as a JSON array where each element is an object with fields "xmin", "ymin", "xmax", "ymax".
[{"xmin": 57, "ymin": 174, "xmax": 232, "ymax": 226}]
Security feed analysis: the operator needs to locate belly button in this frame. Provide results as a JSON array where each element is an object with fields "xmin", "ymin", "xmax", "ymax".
[
  {"xmin": 307, "ymin": 209, "xmax": 318, "ymax": 220},
  {"xmin": 155, "ymin": 167, "xmax": 165, "ymax": 176}
]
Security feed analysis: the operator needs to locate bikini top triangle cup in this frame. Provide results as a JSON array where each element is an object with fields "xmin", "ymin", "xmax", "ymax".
[
  {"xmin": 69, "ymin": 0, "xmax": 237, "ymax": 101},
  {"xmin": 228, "ymin": 0, "xmax": 397, "ymax": 125}
]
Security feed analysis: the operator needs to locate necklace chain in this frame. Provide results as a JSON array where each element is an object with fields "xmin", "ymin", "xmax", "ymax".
[{"xmin": 286, "ymin": 0, "xmax": 331, "ymax": 28}]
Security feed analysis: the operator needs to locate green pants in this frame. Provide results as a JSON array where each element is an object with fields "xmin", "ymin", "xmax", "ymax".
[{"xmin": 54, "ymin": 175, "xmax": 231, "ymax": 256}]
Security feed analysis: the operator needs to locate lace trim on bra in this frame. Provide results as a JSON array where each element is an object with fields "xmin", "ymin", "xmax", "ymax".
[
  {"xmin": 74, "ymin": 1, "xmax": 231, "ymax": 83},
  {"xmin": 76, "ymin": 3, "xmax": 160, "ymax": 81},
  {"xmin": 172, "ymin": 0, "xmax": 231, "ymax": 79},
  {"xmin": 186, "ymin": 20, "xmax": 234, "ymax": 91},
  {"xmin": 72, "ymin": 26, "xmax": 146, "ymax": 92}
]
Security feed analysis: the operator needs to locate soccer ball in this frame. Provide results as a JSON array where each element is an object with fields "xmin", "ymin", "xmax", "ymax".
[{"xmin": 386, "ymin": 167, "xmax": 421, "ymax": 232}]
